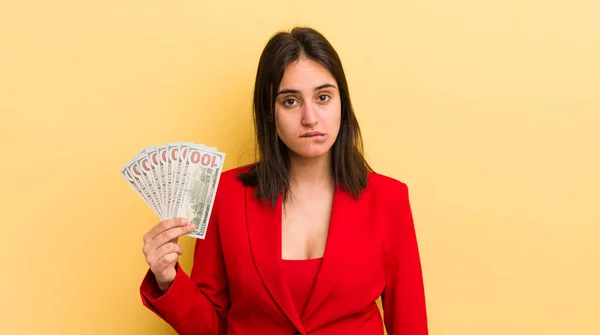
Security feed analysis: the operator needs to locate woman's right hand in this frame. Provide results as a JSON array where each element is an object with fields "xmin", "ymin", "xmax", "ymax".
[{"xmin": 142, "ymin": 218, "xmax": 197, "ymax": 292}]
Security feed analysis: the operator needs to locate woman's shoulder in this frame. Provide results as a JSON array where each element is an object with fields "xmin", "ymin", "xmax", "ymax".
[
  {"xmin": 216, "ymin": 164, "xmax": 253, "ymax": 190},
  {"xmin": 366, "ymin": 171, "xmax": 409, "ymax": 194},
  {"xmin": 364, "ymin": 171, "xmax": 411, "ymax": 207},
  {"xmin": 211, "ymin": 164, "xmax": 253, "ymax": 212},
  {"xmin": 364, "ymin": 171, "xmax": 412, "ymax": 218}
]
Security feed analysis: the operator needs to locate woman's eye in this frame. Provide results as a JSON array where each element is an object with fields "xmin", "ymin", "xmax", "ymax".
[
  {"xmin": 283, "ymin": 98, "xmax": 297, "ymax": 106},
  {"xmin": 317, "ymin": 94, "xmax": 330, "ymax": 102}
]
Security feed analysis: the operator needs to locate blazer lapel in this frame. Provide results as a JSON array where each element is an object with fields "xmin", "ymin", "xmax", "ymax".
[
  {"xmin": 245, "ymin": 187, "xmax": 304, "ymax": 332},
  {"xmin": 302, "ymin": 187, "xmax": 366, "ymax": 321}
]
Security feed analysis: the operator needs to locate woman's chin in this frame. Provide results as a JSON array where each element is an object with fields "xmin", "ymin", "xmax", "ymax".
[{"xmin": 290, "ymin": 147, "xmax": 331, "ymax": 160}]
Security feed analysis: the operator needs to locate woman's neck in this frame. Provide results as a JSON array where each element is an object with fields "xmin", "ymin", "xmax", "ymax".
[{"xmin": 287, "ymin": 152, "xmax": 334, "ymax": 193}]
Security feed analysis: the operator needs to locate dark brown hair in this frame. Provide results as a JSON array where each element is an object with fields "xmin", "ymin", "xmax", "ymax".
[{"xmin": 238, "ymin": 27, "xmax": 371, "ymax": 205}]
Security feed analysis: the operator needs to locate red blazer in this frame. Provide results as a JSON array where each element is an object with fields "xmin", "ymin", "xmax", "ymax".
[{"xmin": 140, "ymin": 166, "xmax": 428, "ymax": 335}]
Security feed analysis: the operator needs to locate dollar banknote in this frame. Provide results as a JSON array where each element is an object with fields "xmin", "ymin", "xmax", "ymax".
[
  {"xmin": 121, "ymin": 142, "xmax": 225, "ymax": 239},
  {"xmin": 135, "ymin": 148, "xmax": 164, "ymax": 217},
  {"xmin": 120, "ymin": 166, "xmax": 161, "ymax": 218},
  {"xmin": 157, "ymin": 146, "xmax": 169, "ymax": 212},
  {"xmin": 124, "ymin": 155, "xmax": 162, "ymax": 218},
  {"xmin": 173, "ymin": 144, "xmax": 224, "ymax": 239}
]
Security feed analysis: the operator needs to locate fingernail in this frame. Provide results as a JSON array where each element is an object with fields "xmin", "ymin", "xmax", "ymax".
[{"xmin": 181, "ymin": 218, "xmax": 189, "ymax": 224}]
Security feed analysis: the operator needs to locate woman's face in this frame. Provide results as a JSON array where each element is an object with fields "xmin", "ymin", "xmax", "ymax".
[{"xmin": 274, "ymin": 57, "xmax": 341, "ymax": 161}]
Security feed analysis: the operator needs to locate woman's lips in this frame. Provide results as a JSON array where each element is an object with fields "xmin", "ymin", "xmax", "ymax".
[
  {"xmin": 300, "ymin": 131, "xmax": 327, "ymax": 142},
  {"xmin": 300, "ymin": 131, "xmax": 325, "ymax": 138}
]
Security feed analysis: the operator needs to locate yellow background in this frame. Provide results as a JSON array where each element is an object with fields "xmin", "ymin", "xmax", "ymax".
[{"xmin": 1, "ymin": 0, "xmax": 598, "ymax": 334}]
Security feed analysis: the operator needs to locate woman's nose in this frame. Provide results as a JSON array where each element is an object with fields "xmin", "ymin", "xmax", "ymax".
[{"xmin": 301, "ymin": 102, "xmax": 318, "ymax": 127}]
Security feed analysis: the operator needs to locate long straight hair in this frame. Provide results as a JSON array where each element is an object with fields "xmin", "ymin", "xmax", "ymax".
[{"xmin": 238, "ymin": 27, "xmax": 371, "ymax": 206}]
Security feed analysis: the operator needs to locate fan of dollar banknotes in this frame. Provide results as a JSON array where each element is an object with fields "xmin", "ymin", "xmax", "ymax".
[{"xmin": 120, "ymin": 142, "xmax": 225, "ymax": 239}]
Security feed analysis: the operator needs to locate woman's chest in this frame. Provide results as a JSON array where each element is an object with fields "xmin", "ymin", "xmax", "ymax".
[
  {"xmin": 281, "ymin": 194, "xmax": 334, "ymax": 260},
  {"xmin": 216, "ymin": 195, "xmax": 389, "ymax": 307}
]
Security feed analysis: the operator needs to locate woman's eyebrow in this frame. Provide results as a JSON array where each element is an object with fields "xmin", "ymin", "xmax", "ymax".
[
  {"xmin": 276, "ymin": 88, "xmax": 299, "ymax": 96},
  {"xmin": 315, "ymin": 83, "xmax": 336, "ymax": 91},
  {"xmin": 276, "ymin": 83, "xmax": 337, "ymax": 96}
]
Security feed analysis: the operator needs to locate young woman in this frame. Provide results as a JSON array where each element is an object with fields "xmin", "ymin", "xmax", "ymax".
[{"xmin": 140, "ymin": 27, "xmax": 428, "ymax": 335}]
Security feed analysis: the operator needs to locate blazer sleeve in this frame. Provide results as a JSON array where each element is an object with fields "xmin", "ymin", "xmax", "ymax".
[
  {"xmin": 381, "ymin": 182, "xmax": 429, "ymax": 335},
  {"xmin": 139, "ymin": 205, "xmax": 229, "ymax": 335}
]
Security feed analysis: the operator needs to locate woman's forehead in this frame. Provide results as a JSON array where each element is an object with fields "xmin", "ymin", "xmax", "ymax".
[{"xmin": 279, "ymin": 58, "xmax": 337, "ymax": 91}]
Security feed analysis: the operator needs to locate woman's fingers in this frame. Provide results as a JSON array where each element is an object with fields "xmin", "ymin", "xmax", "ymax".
[
  {"xmin": 150, "ymin": 252, "xmax": 180, "ymax": 284},
  {"xmin": 143, "ymin": 218, "xmax": 189, "ymax": 245},
  {"xmin": 142, "ymin": 218, "xmax": 194, "ymax": 269},
  {"xmin": 141, "ymin": 218, "xmax": 195, "ymax": 289},
  {"xmin": 147, "ymin": 242, "xmax": 183, "ymax": 266},
  {"xmin": 150, "ymin": 223, "xmax": 195, "ymax": 249}
]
